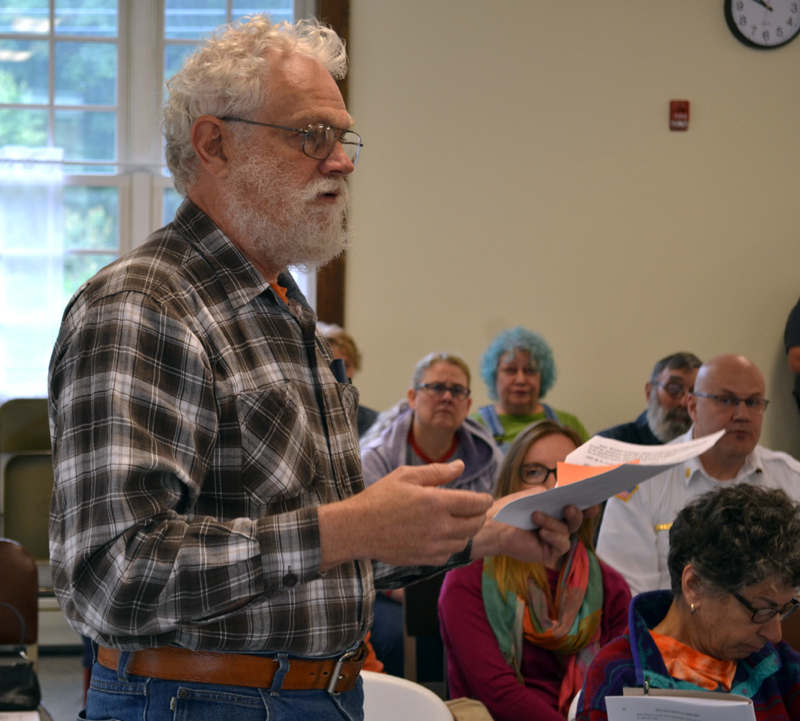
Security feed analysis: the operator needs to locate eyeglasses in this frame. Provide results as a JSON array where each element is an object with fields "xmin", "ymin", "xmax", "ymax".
[
  {"xmin": 731, "ymin": 592, "xmax": 799, "ymax": 624},
  {"xmin": 218, "ymin": 117, "xmax": 363, "ymax": 164},
  {"xmin": 416, "ymin": 383, "xmax": 470, "ymax": 401},
  {"xmin": 659, "ymin": 382, "xmax": 690, "ymax": 399},
  {"xmin": 520, "ymin": 463, "xmax": 558, "ymax": 486},
  {"xmin": 690, "ymin": 392, "xmax": 769, "ymax": 413},
  {"xmin": 499, "ymin": 365, "xmax": 539, "ymax": 377}
]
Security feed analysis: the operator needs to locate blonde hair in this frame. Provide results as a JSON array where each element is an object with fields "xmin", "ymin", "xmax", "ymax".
[
  {"xmin": 164, "ymin": 16, "xmax": 347, "ymax": 195},
  {"xmin": 317, "ymin": 323, "xmax": 362, "ymax": 371},
  {"xmin": 488, "ymin": 420, "xmax": 595, "ymax": 600}
]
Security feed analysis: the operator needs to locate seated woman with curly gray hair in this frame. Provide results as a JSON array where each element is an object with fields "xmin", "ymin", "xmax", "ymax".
[
  {"xmin": 577, "ymin": 484, "xmax": 800, "ymax": 721},
  {"xmin": 473, "ymin": 326, "xmax": 589, "ymax": 452}
]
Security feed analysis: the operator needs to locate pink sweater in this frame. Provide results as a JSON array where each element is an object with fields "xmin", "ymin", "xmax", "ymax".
[{"xmin": 439, "ymin": 559, "xmax": 631, "ymax": 721}]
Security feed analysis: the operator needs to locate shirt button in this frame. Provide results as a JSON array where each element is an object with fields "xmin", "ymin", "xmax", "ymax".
[{"xmin": 284, "ymin": 572, "xmax": 298, "ymax": 587}]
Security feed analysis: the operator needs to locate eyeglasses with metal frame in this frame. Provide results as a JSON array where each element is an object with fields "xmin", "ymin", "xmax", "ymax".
[
  {"xmin": 217, "ymin": 117, "xmax": 363, "ymax": 164},
  {"xmin": 520, "ymin": 463, "xmax": 558, "ymax": 486},
  {"xmin": 658, "ymin": 382, "xmax": 690, "ymax": 399},
  {"xmin": 731, "ymin": 592, "xmax": 799, "ymax": 624},
  {"xmin": 690, "ymin": 391, "xmax": 769, "ymax": 413},
  {"xmin": 415, "ymin": 383, "xmax": 470, "ymax": 401}
]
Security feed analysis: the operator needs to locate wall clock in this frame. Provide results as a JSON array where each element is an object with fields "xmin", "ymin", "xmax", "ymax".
[{"xmin": 725, "ymin": 0, "xmax": 800, "ymax": 48}]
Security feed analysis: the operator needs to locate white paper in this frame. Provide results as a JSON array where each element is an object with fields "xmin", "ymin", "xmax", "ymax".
[
  {"xmin": 493, "ymin": 430, "xmax": 724, "ymax": 530},
  {"xmin": 0, "ymin": 712, "xmax": 42, "ymax": 721},
  {"xmin": 606, "ymin": 694, "xmax": 755, "ymax": 721},
  {"xmin": 565, "ymin": 430, "xmax": 725, "ymax": 467}
]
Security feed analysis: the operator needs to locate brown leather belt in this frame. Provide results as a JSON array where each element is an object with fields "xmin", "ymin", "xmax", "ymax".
[{"xmin": 97, "ymin": 643, "xmax": 368, "ymax": 694}]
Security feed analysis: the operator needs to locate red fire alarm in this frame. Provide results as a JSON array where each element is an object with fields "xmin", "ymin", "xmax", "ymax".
[{"xmin": 670, "ymin": 100, "xmax": 689, "ymax": 131}]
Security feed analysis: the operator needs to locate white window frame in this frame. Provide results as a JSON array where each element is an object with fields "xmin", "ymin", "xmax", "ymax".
[{"xmin": 0, "ymin": 0, "xmax": 318, "ymax": 402}]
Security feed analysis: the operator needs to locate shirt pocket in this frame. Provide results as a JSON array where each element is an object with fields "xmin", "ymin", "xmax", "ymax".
[{"xmin": 234, "ymin": 382, "xmax": 320, "ymax": 505}]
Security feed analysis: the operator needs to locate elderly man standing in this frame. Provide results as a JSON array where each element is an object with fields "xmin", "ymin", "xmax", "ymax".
[
  {"xmin": 597, "ymin": 354, "xmax": 800, "ymax": 596},
  {"xmin": 48, "ymin": 17, "xmax": 584, "ymax": 721},
  {"xmin": 598, "ymin": 352, "xmax": 701, "ymax": 445}
]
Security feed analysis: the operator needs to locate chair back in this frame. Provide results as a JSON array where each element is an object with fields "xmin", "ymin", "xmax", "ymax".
[
  {"xmin": 361, "ymin": 670, "xmax": 452, "ymax": 721},
  {"xmin": 0, "ymin": 399, "xmax": 54, "ymax": 563},
  {"xmin": 0, "ymin": 399, "xmax": 51, "ymax": 453},
  {"xmin": 0, "ymin": 538, "xmax": 38, "ymax": 646},
  {"xmin": 402, "ymin": 571, "xmax": 447, "ymax": 685}
]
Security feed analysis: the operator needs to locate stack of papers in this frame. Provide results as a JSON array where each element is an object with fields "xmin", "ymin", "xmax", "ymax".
[
  {"xmin": 494, "ymin": 430, "xmax": 724, "ymax": 530},
  {"xmin": 606, "ymin": 687, "xmax": 755, "ymax": 721}
]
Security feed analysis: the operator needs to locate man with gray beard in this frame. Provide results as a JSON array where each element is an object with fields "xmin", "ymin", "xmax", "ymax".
[
  {"xmin": 47, "ymin": 16, "xmax": 586, "ymax": 721},
  {"xmin": 598, "ymin": 352, "xmax": 702, "ymax": 445}
]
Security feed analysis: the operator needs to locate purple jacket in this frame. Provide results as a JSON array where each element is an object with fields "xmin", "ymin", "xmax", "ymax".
[{"xmin": 360, "ymin": 406, "xmax": 502, "ymax": 494}]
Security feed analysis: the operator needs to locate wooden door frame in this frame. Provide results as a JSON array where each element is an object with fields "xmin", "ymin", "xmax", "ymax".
[{"xmin": 315, "ymin": 0, "xmax": 350, "ymax": 326}]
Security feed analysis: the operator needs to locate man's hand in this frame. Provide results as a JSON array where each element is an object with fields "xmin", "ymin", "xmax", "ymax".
[
  {"xmin": 470, "ymin": 487, "xmax": 596, "ymax": 565},
  {"xmin": 318, "ymin": 461, "xmax": 493, "ymax": 571}
]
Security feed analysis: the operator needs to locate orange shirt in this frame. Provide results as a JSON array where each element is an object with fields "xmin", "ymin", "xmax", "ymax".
[
  {"xmin": 270, "ymin": 283, "xmax": 289, "ymax": 304},
  {"xmin": 651, "ymin": 631, "xmax": 736, "ymax": 691}
]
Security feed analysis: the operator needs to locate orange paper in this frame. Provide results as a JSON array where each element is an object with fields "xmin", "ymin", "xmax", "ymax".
[{"xmin": 556, "ymin": 460, "xmax": 639, "ymax": 487}]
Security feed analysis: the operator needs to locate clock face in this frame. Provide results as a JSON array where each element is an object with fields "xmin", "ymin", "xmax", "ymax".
[{"xmin": 725, "ymin": 0, "xmax": 800, "ymax": 48}]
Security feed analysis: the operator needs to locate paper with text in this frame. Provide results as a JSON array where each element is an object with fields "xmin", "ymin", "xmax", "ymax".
[
  {"xmin": 565, "ymin": 431, "xmax": 725, "ymax": 467},
  {"xmin": 606, "ymin": 691, "xmax": 755, "ymax": 721},
  {"xmin": 493, "ymin": 430, "xmax": 724, "ymax": 530}
]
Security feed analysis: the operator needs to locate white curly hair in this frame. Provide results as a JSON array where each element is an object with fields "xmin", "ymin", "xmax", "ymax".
[{"xmin": 163, "ymin": 15, "xmax": 347, "ymax": 196}]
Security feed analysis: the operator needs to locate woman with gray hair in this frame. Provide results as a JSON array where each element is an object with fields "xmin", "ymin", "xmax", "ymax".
[
  {"xmin": 578, "ymin": 484, "xmax": 800, "ymax": 721},
  {"xmin": 360, "ymin": 352, "xmax": 503, "ymax": 677}
]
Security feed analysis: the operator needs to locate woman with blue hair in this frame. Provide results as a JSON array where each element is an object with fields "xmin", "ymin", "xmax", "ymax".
[{"xmin": 473, "ymin": 326, "xmax": 589, "ymax": 451}]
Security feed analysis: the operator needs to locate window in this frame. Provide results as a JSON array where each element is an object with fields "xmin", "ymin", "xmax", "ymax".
[{"xmin": 0, "ymin": 0, "xmax": 316, "ymax": 402}]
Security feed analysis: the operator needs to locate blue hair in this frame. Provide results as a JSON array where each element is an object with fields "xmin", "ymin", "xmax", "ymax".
[{"xmin": 479, "ymin": 326, "xmax": 557, "ymax": 401}]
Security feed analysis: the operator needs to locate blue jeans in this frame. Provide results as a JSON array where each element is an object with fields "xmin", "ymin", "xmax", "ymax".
[{"xmin": 81, "ymin": 655, "xmax": 364, "ymax": 721}]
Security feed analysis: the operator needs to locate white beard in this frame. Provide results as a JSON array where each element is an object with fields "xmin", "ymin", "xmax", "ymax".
[
  {"xmin": 646, "ymin": 389, "xmax": 693, "ymax": 442},
  {"xmin": 222, "ymin": 153, "xmax": 351, "ymax": 274}
]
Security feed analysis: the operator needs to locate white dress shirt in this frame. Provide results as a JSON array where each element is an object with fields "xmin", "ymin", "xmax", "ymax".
[{"xmin": 596, "ymin": 428, "xmax": 800, "ymax": 595}]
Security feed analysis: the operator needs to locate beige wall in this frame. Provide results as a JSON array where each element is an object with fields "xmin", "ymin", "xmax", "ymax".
[{"xmin": 344, "ymin": 1, "xmax": 800, "ymax": 455}]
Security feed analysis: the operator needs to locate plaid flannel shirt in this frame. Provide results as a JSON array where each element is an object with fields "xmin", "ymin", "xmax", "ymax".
[{"xmin": 49, "ymin": 200, "xmax": 468, "ymax": 655}]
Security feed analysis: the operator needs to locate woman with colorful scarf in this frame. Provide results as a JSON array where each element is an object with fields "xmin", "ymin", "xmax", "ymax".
[{"xmin": 438, "ymin": 420, "xmax": 631, "ymax": 721}]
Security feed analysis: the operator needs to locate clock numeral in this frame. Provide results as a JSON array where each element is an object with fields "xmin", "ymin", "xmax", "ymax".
[
  {"xmin": 736, "ymin": 0, "xmax": 743, "ymax": 7},
  {"xmin": 763, "ymin": 30, "xmax": 770, "ymax": 41},
  {"xmin": 777, "ymin": 26, "xmax": 784, "ymax": 38},
  {"xmin": 792, "ymin": 2, "xmax": 798, "ymax": 11},
  {"xmin": 739, "ymin": 14, "xmax": 747, "ymax": 26}
]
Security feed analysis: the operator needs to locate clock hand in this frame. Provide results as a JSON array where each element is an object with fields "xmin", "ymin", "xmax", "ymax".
[{"xmin": 750, "ymin": 0, "xmax": 773, "ymax": 9}]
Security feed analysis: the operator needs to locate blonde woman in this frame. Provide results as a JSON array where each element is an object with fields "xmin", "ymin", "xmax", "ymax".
[{"xmin": 438, "ymin": 421, "xmax": 630, "ymax": 721}]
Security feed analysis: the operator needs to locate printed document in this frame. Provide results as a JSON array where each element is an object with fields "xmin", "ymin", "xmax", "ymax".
[{"xmin": 493, "ymin": 430, "xmax": 724, "ymax": 530}]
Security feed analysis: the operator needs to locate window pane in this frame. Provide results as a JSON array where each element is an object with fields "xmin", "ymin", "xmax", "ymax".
[
  {"xmin": 55, "ymin": 0, "xmax": 117, "ymax": 38},
  {"xmin": 64, "ymin": 186, "xmax": 118, "ymax": 251},
  {"xmin": 0, "ymin": 108, "xmax": 48, "ymax": 147},
  {"xmin": 0, "ymin": 40, "xmax": 48, "ymax": 104},
  {"xmin": 233, "ymin": 2, "xmax": 293, "ymax": 24},
  {"xmin": 162, "ymin": 186, "xmax": 182, "ymax": 225},
  {"xmin": 0, "ymin": 174, "xmax": 65, "ymax": 401},
  {"xmin": 0, "ymin": 2, "xmax": 49, "ymax": 35},
  {"xmin": 64, "ymin": 253, "xmax": 115, "ymax": 299},
  {"xmin": 54, "ymin": 109, "xmax": 115, "ymax": 160},
  {"xmin": 165, "ymin": 0, "xmax": 225, "ymax": 40},
  {"xmin": 55, "ymin": 41, "xmax": 116, "ymax": 105},
  {"xmin": 164, "ymin": 43, "xmax": 196, "ymax": 85}
]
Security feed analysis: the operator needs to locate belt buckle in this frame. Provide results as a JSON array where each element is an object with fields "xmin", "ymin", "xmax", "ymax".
[{"xmin": 327, "ymin": 646, "xmax": 359, "ymax": 695}]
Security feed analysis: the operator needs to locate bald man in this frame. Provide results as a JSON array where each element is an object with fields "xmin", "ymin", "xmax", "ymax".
[{"xmin": 597, "ymin": 355, "xmax": 800, "ymax": 595}]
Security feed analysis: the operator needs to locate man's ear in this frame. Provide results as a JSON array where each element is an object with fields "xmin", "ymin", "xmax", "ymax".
[
  {"xmin": 191, "ymin": 115, "xmax": 231, "ymax": 177},
  {"xmin": 644, "ymin": 382, "xmax": 653, "ymax": 402},
  {"xmin": 688, "ymin": 392, "xmax": 698, "ymax": 423},
  {"xmin": 407, "ymin": 387, "xmax": 417, "ymax": 410}
]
